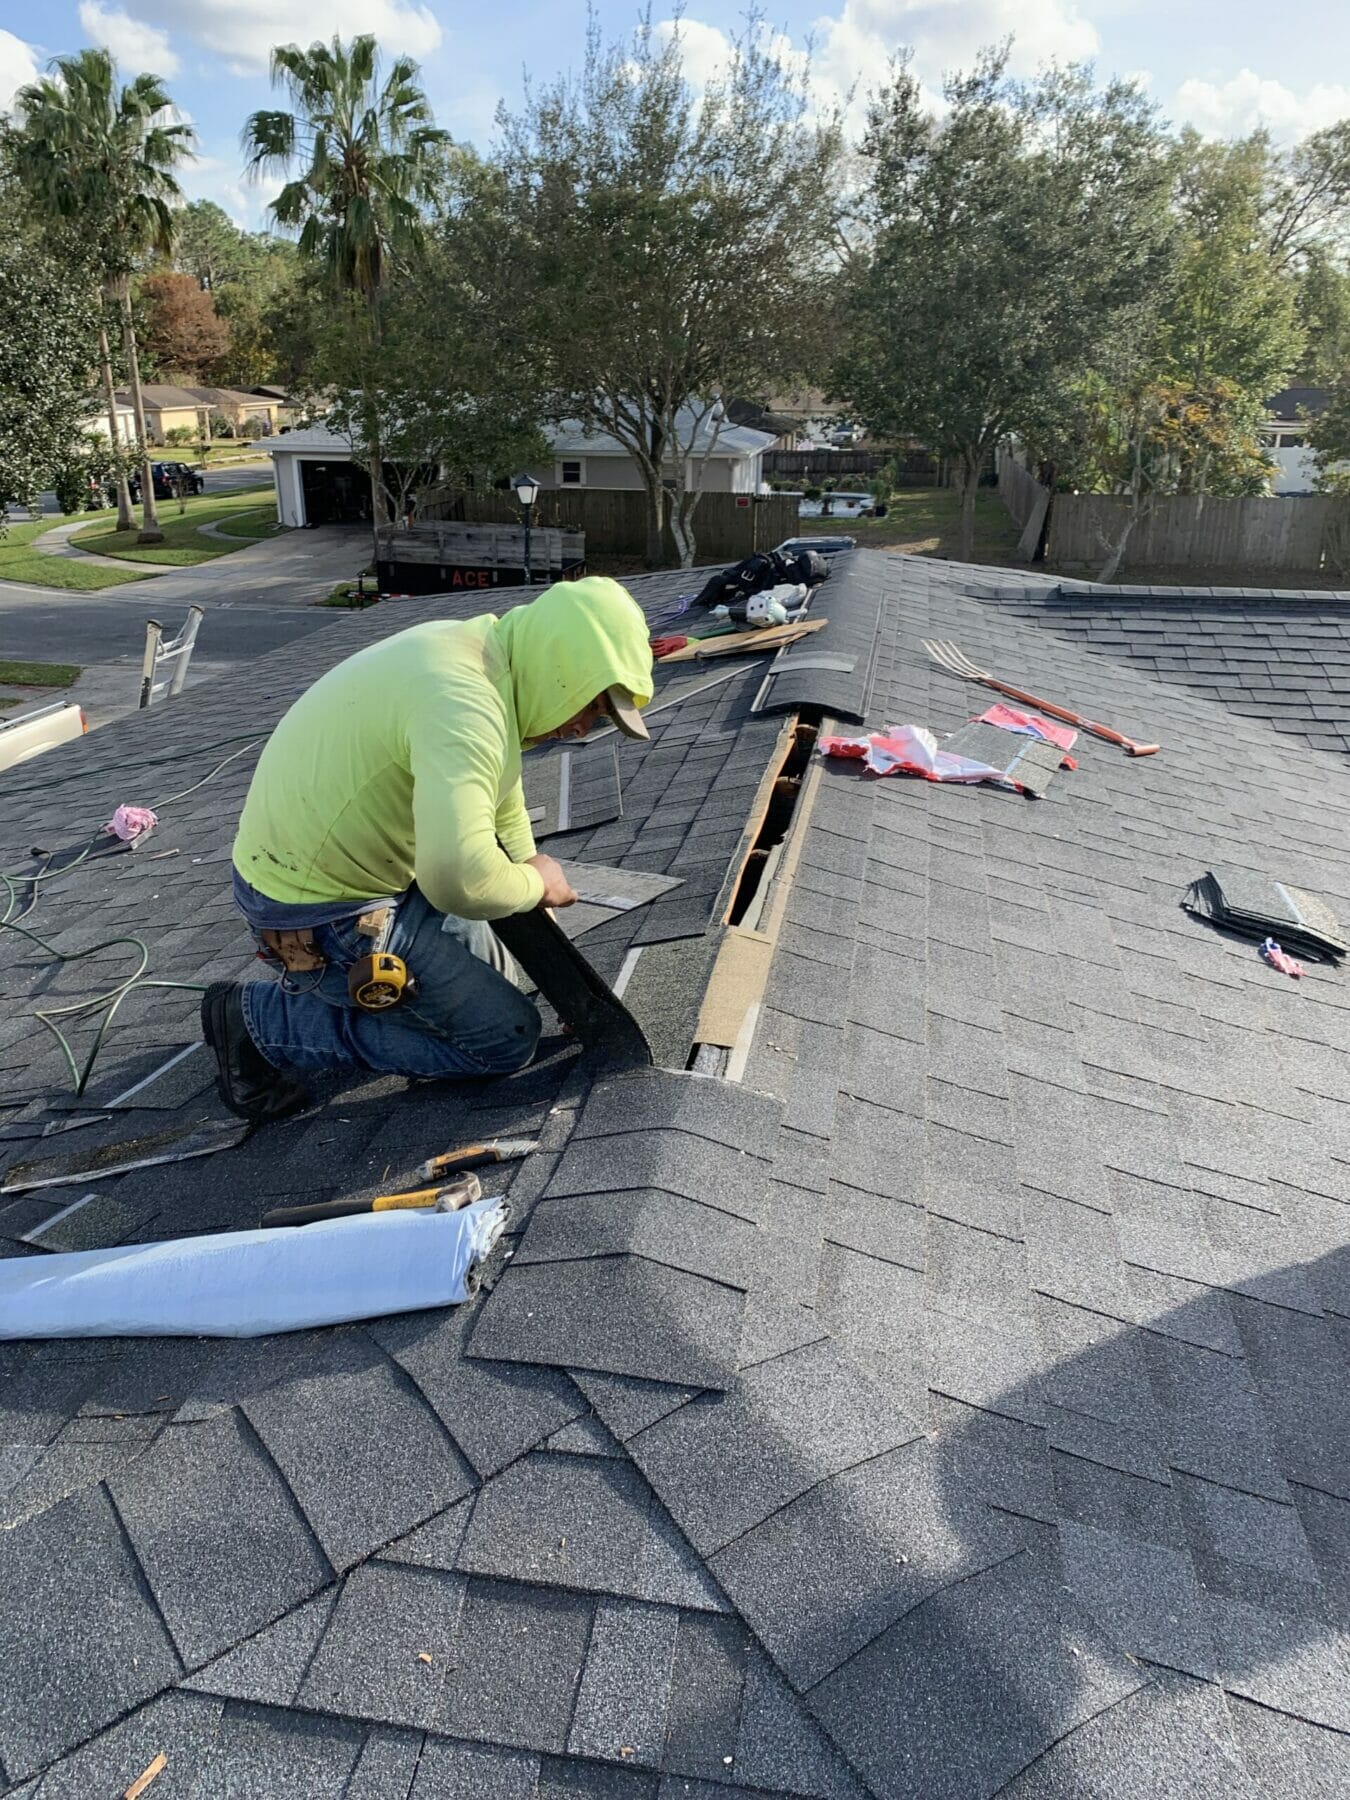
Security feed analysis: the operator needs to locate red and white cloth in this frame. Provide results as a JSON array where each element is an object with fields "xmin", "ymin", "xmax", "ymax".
[
  {"xmin": 978, "ymin": 704, "xmax": 1078, "ymax": 752},
  {"xmin": 819, "ymin": 725, "xmax": 1011, "ymax": 786}
]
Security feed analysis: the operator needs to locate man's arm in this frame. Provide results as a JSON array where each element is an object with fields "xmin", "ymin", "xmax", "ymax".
[
  {"xmin": 495, "ymin": 777, "xmax": 537, "ymax": 864},
  {"xmin": 410, "ymin": 718, "xmax": 545, "ymax": 919}
]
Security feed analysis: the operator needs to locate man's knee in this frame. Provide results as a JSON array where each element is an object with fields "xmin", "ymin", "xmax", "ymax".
[{"xmin": 482, "ymin": 1000, "xmax": 541, "ymax": 1073}]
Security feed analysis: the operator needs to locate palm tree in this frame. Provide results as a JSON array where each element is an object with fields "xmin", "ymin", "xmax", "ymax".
[
  {"xmin": 10, "ymin": 49, "xmax": 193, "ymax": 542},
  {"xmin": 244, "ymin": 35, "xmax": 446, "ymax": 533}
]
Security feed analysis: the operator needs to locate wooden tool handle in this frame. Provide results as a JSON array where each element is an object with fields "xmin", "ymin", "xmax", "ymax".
[
  {"xmin": 984, "ymin": 677, "xmax": 1160, "ymax": 757},
  {"xmin": 260, "ymin": 1176, "xmax": 479, "ymax": 1229},
  {"xmin": 261, "ymin": 1196, "xmax": 371, "ymax": 1228}
]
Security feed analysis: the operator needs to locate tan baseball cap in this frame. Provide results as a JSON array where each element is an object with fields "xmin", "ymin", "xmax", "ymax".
[{"xmin": 603, "ymin": 686, "xmax": 650, "ymax": 740}]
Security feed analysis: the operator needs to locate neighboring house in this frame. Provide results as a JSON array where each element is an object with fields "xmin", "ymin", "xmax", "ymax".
[
  {"xmin": 268, "ymin": 409, "xmax": 777, "ymax": 528},
  {"xmin": 113, "ymin": 384, "xmax": 212, "ymax": 443},
  {"xmin": 526, "ymin": 413, "xmax": 776, "ymax": 495},
  {"xmin": 267, "ymin": 426, "xmax": 368, "ymax": 527},
  {"xmin": 84, "ymin": 398, "xmax": 137, "ymax": 446},
  {"xmin": 113, "ymin": 385, "xmax": 297, "ymax": 444},
  {"xmin": 1261, "ymin": 385, "xmax": 1329, "ymax": 494},
  {"xmin": 758, "ymin": 386, "xmax": 854, "ymax": 447},
  {"xmin": 725, "ymin": 397, "xmax": 800, "ymax": 448},
  {"xmin": 205, "ymin": 386, "xmax": 297, "ymax": 436}
]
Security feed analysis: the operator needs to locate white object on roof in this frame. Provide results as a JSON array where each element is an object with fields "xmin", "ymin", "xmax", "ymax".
[{"xmin": 0, "ymin": 1197, "xmax": 507, "ymax": 1338}]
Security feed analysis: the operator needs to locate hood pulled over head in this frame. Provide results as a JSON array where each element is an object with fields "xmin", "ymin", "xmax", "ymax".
[{"xmin": 497, "ymin": 576, "xmax": 653, "ymax": 742}]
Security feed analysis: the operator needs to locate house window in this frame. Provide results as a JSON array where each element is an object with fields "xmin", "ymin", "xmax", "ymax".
[{"xmin": 559, "ymin": 459, "xmax": 584, "ymax": 485}]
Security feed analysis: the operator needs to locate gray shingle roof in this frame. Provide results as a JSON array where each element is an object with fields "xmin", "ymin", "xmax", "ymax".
[{"xmin": 1, "ymin": 552, "xmax": 1350, "ymax": 1795}]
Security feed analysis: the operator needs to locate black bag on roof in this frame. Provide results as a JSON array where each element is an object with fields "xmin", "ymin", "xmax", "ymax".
[{"xmin": 690, "ymin": 548, "xmax": 829, "ymax": 611}]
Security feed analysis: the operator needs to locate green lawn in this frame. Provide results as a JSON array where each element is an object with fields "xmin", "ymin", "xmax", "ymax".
[
  {"xmin": 69, "ymin": 485, "xmax": 279, "ymax": 564},
  {"xmin": 210, "ymin": 508, "xmax": 283, "ymax": 542},
  {"xmin": 793, "ymin": 486, "xmax": 1022, "ymax": 563},
  {"xmin": 0, "ymin": 507, "xmax": 151, "ymax": 589},
  {"xmin": 0, "ymin": 659, "xmax": 81, "ymax": 688}
]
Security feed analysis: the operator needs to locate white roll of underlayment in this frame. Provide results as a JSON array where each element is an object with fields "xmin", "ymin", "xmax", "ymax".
[{"xmin": 0, "ymin": 1196, "xmax": 508, "ymax": 1338}]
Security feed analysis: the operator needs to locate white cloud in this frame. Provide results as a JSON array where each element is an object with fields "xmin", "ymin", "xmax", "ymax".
[
  {"xmin": 811, "ymin": 0, "xmax": 1099, "ymax": 111},
  {"xmin": 650, "ymin": 16, "xmax": 812, "ymax": 105},
  {"xmin": 656, "ymin": 2, "xmax": 1099, "ymax": 134},
  {"xmin": 79, "ymin": 1, "xmax": 180, "ymax": 75},
  {"xmin": 0, "ymin": 28, "xmax": 39, "ymax": 115},
  {"xmin": 652, "ymin": 18, "xmax": 736, "ymax": 92},
  {"xmin": 119, "ymin": 0, "xmax": 441, "ymax": 77},
  {"xmin": 1173, "ymin": 69, "xmax": 1350, "ymax": 143}
]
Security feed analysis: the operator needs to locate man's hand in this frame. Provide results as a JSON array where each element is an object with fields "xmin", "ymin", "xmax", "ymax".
[{"xmin": 526, "ymin": 852, "xmax": 578, "ymax": 908}]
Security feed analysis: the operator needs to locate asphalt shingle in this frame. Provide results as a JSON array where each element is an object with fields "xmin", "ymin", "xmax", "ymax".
[
  {"xmin": 616, "ymin": 1338, "xmax": 922, "ymax": 1557},
  {"xmin": 299, "ymin": 1561, "xmax": 465, "ymax": 1728},
  {"xmin": 469, "ymin": 1255, "xmax": 747, "ymax": 1391},
  {"xmin": 3, "ymin": 554, "xmax": 1350, "ymax": 1797},
  {"xmin": 108, "ymin": 1410, "xmax": 331, "ymax": 1667},
  {"xmin": 0, "ymin": 1484, "xmax": 182, "ymax": 1781}
]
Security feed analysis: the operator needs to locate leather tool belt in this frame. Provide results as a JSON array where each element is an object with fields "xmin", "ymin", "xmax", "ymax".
[
  {"xmin": 258, "ymin": 927, "xmax": 325, "ymax": 973},
  {"xmin": 257, "ymin": 905, "xmax": 399, "ymax": 977}
]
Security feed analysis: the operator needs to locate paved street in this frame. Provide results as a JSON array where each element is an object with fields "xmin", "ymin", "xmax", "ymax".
[
  {"xmin": 0, "ymin": 521, "xmax": 370, "ymax": 726},
  {"xmin": 30, "ymin": 456, "xmax": 281, "ymax": 514}
]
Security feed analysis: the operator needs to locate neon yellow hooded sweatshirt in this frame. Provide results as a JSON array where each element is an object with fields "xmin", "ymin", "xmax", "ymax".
[{"xmin": 231, "ymin": 576, "xmax": 653, "ymax": 920}]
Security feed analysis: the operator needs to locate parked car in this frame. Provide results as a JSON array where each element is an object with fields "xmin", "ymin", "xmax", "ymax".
[
  {"xmin": 798, "ymin": 491, "xmax": 877, "ymax": 519},
  {"xmin": 0, "ymin": 701, "xmax": 87, "ymax": 773},
  {"xmin": 774, "ymin": 535, "xmax": 857, "ymax": 558},
  {"xmin": 125, "ymin": 461, "xmax": 205, "ymax": 503}
]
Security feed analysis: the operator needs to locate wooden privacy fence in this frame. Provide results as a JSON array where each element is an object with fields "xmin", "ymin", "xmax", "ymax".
[
  {"xmin": 1050, "ymin": 493, "xmax": 1342, "ymax": 571},
  {"xmin": 764, "ymin": 448, "xmax": 940, "ymax": 483},
  {"xmin": 995, "ymin": 449, "xmax": 1348, "ymax": 573},
  {"xmin": 424, "ymin": 486, "xmax": 800, "ymax": 563},
  {"xmin": 765, "ymin": 449, "xmax": 884, "ymax": 479}
]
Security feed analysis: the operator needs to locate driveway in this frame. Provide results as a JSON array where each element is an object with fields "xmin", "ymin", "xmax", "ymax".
[{"xmin": 0, "ymin": 525, "xmax": 370, "ymax": 726}]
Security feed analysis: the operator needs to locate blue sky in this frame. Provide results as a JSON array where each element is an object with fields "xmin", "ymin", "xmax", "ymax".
[{"xmin": 2, "ymin": 1, "xmax": 1348, "ymax": 229}]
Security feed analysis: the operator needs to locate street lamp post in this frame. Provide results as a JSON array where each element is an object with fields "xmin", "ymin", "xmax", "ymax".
[{"xmin": 512, "ymin": 472, "xmax": 540, "ymax": 583}]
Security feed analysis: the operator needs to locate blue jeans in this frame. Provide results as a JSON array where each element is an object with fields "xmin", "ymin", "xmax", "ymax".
[{"xmin": 239, "ymin": 887, "xmax": 541, "ymax": 1079}]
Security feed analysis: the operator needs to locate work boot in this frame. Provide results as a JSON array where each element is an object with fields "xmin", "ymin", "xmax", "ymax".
[{"xmin": 201, "ymin": 982, "xmax": 309, "ymax": 1123}]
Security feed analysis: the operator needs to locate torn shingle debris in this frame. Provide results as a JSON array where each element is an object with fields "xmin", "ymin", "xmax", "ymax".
[
  {"xmin": 1183, "ymin": 867, "xmax": 1347, "ymax": 962},
  {"xmin": 0, "ymin": 552, "xmax": 1349, "ymax": 1795}
]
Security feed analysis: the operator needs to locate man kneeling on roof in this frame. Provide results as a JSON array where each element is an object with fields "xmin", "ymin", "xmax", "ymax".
[{"xmin": 201, "ymin": 576, "xmax": 653, "ymax": 1122}]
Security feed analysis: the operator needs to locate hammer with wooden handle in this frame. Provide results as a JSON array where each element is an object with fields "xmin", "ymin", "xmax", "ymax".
[{"xmin": 260, "ymin": 1172, "xmax": 482, "ymax": 1229}]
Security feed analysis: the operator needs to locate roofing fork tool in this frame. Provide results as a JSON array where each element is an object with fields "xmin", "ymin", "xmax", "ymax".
[
  {"xmin": 921, "ymin": 639, "xmax": 1161, "ymax": 757},
  {"xmin": 260, "ymin": 1172, "xmax": 482, "ymax": 1229}
]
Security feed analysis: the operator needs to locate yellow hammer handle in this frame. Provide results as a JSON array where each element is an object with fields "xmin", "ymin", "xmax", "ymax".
[{"xmin": 371, "ymin": 1187, "xmax": 443, "ymax": 1211}]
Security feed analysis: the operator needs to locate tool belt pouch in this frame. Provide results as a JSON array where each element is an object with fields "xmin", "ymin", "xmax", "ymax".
[{"xmin": 258, "ymin": 927, "xmax": 325, "ymax": 973}]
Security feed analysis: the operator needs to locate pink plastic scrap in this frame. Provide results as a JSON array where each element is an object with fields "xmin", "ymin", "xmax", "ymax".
[
  {"xmin": 819, "ymin": 725, "xmax": 1013, "ymax": 788},
  {"xmin": 1260, "ymin": 938, "xmax": 1304, "ymax": 979},
  {"xmin": 103, "ymin": 804, "xmax": 158, "ymax": 843},
  {"xmin": 978, "ymin": 703, "xmax": 1078, "ymax": 752}
]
